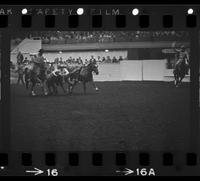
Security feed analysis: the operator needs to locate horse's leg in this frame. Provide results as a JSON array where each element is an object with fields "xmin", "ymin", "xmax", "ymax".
[
  {"xmin": 25, "ymin": 80, "xmax": 29, "ymax": 90},
  {"xmin": 69, "ymin": 82, "xmax": 76, "ymax": 95},
  {"xmin": 179, "ymin": 75, "xmax": 185, "ymax": 86},
  {"xmin": 68, "ymin": 84, "xmax": 72, "ymax": 94},
  {"xmin": 173, "ymin": 71, "xmax": 177, "ymax": 86},
  {"xmin": 57, "ymin": 76, "xmax": 66, "ymax": 94},
  {"xmin": 174, "ymin": 71, "xmax": 179, "ymax": 87},
  {"xmin": 60, "ymin": 81, "xmax": 66, "ymax": 93},
  {"xmin": 49, "ymin": 78, "xmax": 57, "ymax": 95},
  {"xmin": 46, "ymin": 81, "xmax": 52, "ymax": 95},
  {"xmin": 177, "ymin": 74, "xmax": 183, "ymax": 87},
  {"xmin": 42, "ymin": 80, "xmax": 48, "ymax": 95},
  {"xmin": 174, "ymin": 76, "xmax": 176, "ymax": 85},
  {"xmin": 70, "ymin": 84, "xmax": 74, "ymax": 94},
  {"xmin": 31, "ymin": 81, "xmax": 36, "ymax": 96},
  {"xmin": 175, "ymin": 75, "xmax": 179, "ymax": 87},
  {"xmin": 55, "ymin": 85, "xmax": 58, "ymax": 95},
  {"xmin": 67, "ymin": 77, "xmax": 76, "ymax": 95},
  {"xmin": 65, "ymin": 75, "xmax": 72, "ymax": 94},
  {"xmin": 21, "ymin": 76, "xmax": 25, "ymax": 86},
  {"xmin": 52, "ymin": 84, "xmax": 58, "ymax": 95},
  {"xmin": 83, "ymin": 82, "xmax": 86, "ymax": 94},
  {"xmin": 91, "ymin": 80, "xmax": 99, "ymax": 91},
  {"xmin": 174, "ymin": 79, "xmax": 177, "ymax": 86}
]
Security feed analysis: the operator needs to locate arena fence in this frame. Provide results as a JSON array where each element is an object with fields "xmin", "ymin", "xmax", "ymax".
[{"xmin": 93, "ymin": 60, "xmax": 190, "ymax": 82}]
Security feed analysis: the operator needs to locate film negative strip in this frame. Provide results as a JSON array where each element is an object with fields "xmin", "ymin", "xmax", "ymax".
[{"xmin": 0, "ymin": 4, "xmax": 199, "ymax": 176}]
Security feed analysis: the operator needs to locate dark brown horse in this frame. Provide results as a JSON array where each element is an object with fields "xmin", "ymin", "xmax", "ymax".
[
  {"xmin": 68, "ymin": 62, "xmax": 99, "ymax": 94},
  {"xmin": 45, "ymin": 66, "xmax": 71, "ymax": 95},
  {"xmin": 24, "ymin": 62, "xmax": 49, "ymax": 96},
  {"xmin": 173, "ymin": 59, "xmax": 189, "ymax": 87}
]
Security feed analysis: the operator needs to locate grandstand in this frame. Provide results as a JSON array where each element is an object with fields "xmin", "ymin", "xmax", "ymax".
[
  {"xmin": 11, "ymin": 31, "xmax": 190, "ymax": 45},
  {"xmin": 10, "ymin": 31, "xmax": 190, "ymax": 83},
  {"xmin": 11, "ymin": 38, "xmax": 42, "ymax": 65}
]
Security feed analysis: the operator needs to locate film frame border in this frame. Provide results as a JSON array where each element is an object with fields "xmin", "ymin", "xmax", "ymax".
[{"xmin": 0, "ymin": 5, "xmax": 199, "ymax": 176}]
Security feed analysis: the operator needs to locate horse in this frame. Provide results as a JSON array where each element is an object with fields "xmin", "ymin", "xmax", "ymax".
[
  {"xmin": 173, "ymin": 59, "xmax": 189, "ymax": 87},
  {"xmin": 24, "ymin": 62, "xmax": 49, "ymax": 96},
  {"xmin": 68, "ymin": 62, "xmax": 99, "ymax": 94},
  {"xmin": 46, "ymin": 67, "xmax": 69, "ymax": 95}
]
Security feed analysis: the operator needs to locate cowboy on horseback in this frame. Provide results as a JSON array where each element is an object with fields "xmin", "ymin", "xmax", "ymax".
[
  {"xmin": 173, "ymin": 44, "xmax": 190, "ymax": 87},
  {"xmin": 28, "ymin": 48, "xmax": 48, "ymax": 96},
  {"xmin": 67, "ymin": 60, "xmax": 99, "ymax": 94},
  {"xmin": 68, "ymin": 58, "xmax": 96, "ymax": 83},
  {"xmin": 32, "ymin": 49, "xmax": 46, "ymax": 84},
  {"xmin": 68, "ymin": 64, "xmax": 83, "ymax": 84},
  {"xmin": 16, "ymin": 50, "xmax": 24, "ymax": 65},
  {"xmin": 174, "ymin": 45, "xmax": 189, "ymax": 75}
]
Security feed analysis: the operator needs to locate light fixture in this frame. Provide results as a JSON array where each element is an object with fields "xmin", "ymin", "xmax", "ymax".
[{"xmin": 132, "ymin": 8, "xmax": 139, "ymax": 16}]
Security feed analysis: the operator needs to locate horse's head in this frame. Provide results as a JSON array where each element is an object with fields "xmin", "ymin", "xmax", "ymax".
[{"xmin": 88, "ymin": 62, "xmax": 99, "ymax": 75}]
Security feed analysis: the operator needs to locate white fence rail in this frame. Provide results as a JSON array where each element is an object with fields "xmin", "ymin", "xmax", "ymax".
[{"xmin": 93, "ymin": 59, "xmax": 190, "ymax": 82}]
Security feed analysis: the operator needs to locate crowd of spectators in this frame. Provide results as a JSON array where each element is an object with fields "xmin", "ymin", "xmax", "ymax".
[
  {"xmin": 11, "ymin": 31, "xmax": 190, "ymax": 46},
  {"xmin": 52, "ymin": 55, "xmax": 124, "ymax": 65},
  {"xmin": 11, "ymin": 53, "xmax": 125, "ymax": 71}
]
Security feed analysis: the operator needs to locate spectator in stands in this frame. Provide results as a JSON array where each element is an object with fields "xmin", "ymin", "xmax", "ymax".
[
  {"xmin": 112, "ymin": 56, "xmax": 118, "ymax": 63},
  {"xmin": 54, "ymin": 57, "xmax": 59, "ymax": 64},
  {"xmin": 16, "ymin": 64, "xmax": 25, "ymax": 85},
  {"xmin": 97, "ymin": 56, "xmax": 101, "ymax": 63},
  {"xmin": 75, "ymin": 58, "xmax": 79, "ymax": 64},
  {"xmin": 106, "ymin": 56, "xmax": 111, "ymax": 63},
  {"xmin": 17, "ymin": 51, "xmax": 24, "ymax": 65},
  {"xmin": 50, "ymin": 63, "xmax": 55, "ymax": 72},
  {"xmin": 23, "ymin": 57, "xmax": 29, "ymax": 64},
  {"xmin": 85, "ymin": 59, "xmax": 89, "ymax": 65},
  {"xmin": 42, "ymin": 37, "xmax": 50, "ymax": 44},
  {"xmin": 102, "ymin": 56, "xmax": 106, "ymax": 62},
  {"xmin": 12, "ymin": 31, "xmax": 190, "ymax": 46},
  {"xmin": 59, "ymin": 57, "xmax": 63, "ymax": 64},
  {"xmin": 118, "ymin": 56, "xmax": 123, "ymax": 61},
  {"xmin": 78, "ymin": 57, "xmax": 83, "ymax": 65},
  {"xmin": 90, "ymin": 56, "xmax": 96, "ymax": 63},
  {"xmin": 67, "ymin": 57, "xmax": 72, "ymax": 64}
]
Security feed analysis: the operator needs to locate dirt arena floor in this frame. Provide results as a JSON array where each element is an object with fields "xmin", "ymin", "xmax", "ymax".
[{"xmin": 10, "ymin": 81, "xmax": 191, "ymax": 151}]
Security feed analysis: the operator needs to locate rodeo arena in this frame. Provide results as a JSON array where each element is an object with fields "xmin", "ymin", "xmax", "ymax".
[{"xmin": 8, "ymin": 31, "xmax": 196, "ymax": 151}]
